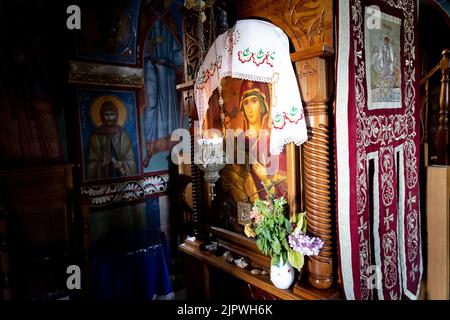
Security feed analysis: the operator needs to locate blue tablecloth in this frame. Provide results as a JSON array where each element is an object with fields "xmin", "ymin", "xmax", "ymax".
[{"xmin": 91, "ymin": 231, "xmax": 174, "ymax": 301}]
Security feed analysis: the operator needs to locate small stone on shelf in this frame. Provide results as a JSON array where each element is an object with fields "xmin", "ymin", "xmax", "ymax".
[
  {"xmin": 223, "ymin": 251, "xmax": 234, "ymax": 263},
  {"xmin": 250, "ymin": 268, "xmax": 262, "ymax": 275},
  {"xmin": 234, "ymin": 257, "xmax": 249, "ymax": 269}
]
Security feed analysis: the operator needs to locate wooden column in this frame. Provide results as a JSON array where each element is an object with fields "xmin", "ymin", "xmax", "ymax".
[
  {"xmin": 294, "ymin": 54, "xmax": 334, "ymax": 289},
  {"xmin": 437, "ymin": 49, "xmax": 450, "ymax": 165},
  {"xmin": 179, "ymin": 1, "xmax": 215, "ymax": 242},
  {"xmin": 190, "ymin": 125, "xmax": 208, "ymax": 241},
  {"xmin": 176, "ymin": 80, "xmax": 208, "ymax": 241}
]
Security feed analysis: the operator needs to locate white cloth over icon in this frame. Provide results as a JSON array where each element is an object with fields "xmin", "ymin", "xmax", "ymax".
[{"xmin": 194, "ymin": 19, "xmax": 307, "ymax": 155}]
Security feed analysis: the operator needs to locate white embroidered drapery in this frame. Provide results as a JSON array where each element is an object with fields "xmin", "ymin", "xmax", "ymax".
[{"xmin": 194, "ymin": 19, "xmax": 307, "ymax": 155}]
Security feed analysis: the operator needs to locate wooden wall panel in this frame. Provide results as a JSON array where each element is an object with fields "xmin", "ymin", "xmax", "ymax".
[
  {"xmin": 426, "ymin": 165, "xmax": 450, "ymax": 299},
  {"xmin": 0, "ymin": 165, "xmax": 74, "ymax": 299}
]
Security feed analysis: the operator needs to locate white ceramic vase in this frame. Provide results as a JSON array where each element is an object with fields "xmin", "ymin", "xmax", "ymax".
[{"xmin": 270, "ymin": 257, "xmax": 295, "ymax": 289}]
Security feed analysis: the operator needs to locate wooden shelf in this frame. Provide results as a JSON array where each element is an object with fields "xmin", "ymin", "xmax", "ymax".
[
  {"xmin": 176, "ymin": 80, "xmax": 195, "ymax": 91},
  {"xmin": 179, "ymin": 241, "xmax": 340, "ymax": 300}
]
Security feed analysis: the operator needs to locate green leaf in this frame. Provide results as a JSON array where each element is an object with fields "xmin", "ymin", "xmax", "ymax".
[
  {"xmin": 301, "ymin": 212, "xmax": 308, "ymax": 233},
  {"xmin": 264, "ymin": 240, "xmax": 270, "ymax": 256},
  {"xmin": 285, "ymin": 219, "xmax": 292, "ymax": 233},
  {"xmin": 272, "ymin": 254, "xmax": 279, "ymax": 266},
  {"xmin": 281, "ymin": 250, "xmax": 287, "ymax": 267},
  {"xmin": 293, "ymin": 212, "xmax": 307, "ymax": 235},
  {"xmin": 271, "ymin": 237, "xmax": 281, "ymax": 255},
  {"xmin": 256, "ymin": 238, "xmax": 264, "ymax": 254},
  {"xmin": 302, "ymin": 216, "xmax": 308, "ymax": 233},
  {"xmin": 288, "ymin": 249, "xmax": 304, "ymax": 271},
  {"xmin": 290, "ymin": 213, "xmax": 297, "ymax": 224},
  {"xmin": 282, "ymin": 238, "xmax": 290, "ymax": 251},
  {"xmin": 262, "ymin": 229, "xmax": 271, "ymax": 242}
]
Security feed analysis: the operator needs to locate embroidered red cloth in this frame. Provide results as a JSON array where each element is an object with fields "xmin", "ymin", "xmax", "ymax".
[{"xmin": 335, "ymin": 0, "xmax": 422, "ymax": 300}]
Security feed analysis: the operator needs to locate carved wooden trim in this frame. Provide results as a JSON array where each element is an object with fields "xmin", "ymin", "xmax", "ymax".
[
  {"xmin": 238, "ymin": 0, "xmax": 333, "ymax": 53},
  {"xmin": 68, "ymin": 61, "xmax": 144, "ymax": 88},
  {"xmin": 181, "ymin": 8, "xmax": 217, "ymax": 82},
  {"xmin": 182, "ymin": 11, "xmax": 202, "ymax": 82}
]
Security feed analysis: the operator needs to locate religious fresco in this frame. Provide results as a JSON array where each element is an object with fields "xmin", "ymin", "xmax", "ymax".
[
  {"xmin": 208, "ymin": 78, "xmax": 288, "ymax": 234},
  {"xmin": 76, "ymin": 0, "xmax": 140, "ymax": 65},
  {"xmin": 365, "ymin": 8, "xmax": 402, "ymax": 109},
  {"xmin": 140, "ymin": 10, "xmax": 184, "ymax": 173},
  {"xmin": 78, "ymin": 89, "xmax": 140, "ymax": 182}
]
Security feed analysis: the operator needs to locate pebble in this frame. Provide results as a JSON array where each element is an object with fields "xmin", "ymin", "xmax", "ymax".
[
  {"xmin": 250, "ymin": 268, "xmax": 262, "ymax": 275},
  {"xmin": 234, "ymin": 257, "xmax": 249, "ymax": 269},
  {"xmin": 223, "ymin": 251, "xmax": 234, "ymax": 263}
]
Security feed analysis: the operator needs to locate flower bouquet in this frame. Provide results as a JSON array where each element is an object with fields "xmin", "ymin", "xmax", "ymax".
[{"xmin": 244, "ymin": 188, "xmax": 323, "ymax": 288}]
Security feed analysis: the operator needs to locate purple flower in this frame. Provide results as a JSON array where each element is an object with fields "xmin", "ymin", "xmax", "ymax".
[{"xmin": 289, "ymin": 233, "xmax": 324, "ymax": 256}]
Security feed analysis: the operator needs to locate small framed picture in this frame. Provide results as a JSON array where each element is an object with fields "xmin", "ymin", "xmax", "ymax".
[{"xmin": 237, "ymin": 201, "xmax": 252, "ymax": 225}]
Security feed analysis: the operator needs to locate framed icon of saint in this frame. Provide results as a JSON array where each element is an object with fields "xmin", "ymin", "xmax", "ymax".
[{"xmin": 77, "ymin": 89, "xmax": 141, "ymax": 183}]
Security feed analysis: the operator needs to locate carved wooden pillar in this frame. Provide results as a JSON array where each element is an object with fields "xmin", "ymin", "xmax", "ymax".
[
  {"xmin": 176, "ymin": 81, "xmax": 208, "ymax": 241},
  {"xmin": 179, "ymin": 4, "xmax": 212, "ymax": 242},
  {"xmin": 437, "ymin": 49, "xmax": 450, "ymax": 165},
  {"xmin": 190, "ymin": 121, "xmax": 208, "ymax": 241},
  {"xmin": 295, "ymin": 55, "xmax": 334, "ymax": 289}
]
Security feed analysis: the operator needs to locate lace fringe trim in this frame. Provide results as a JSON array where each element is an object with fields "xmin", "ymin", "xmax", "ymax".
[
  {"xmin": 220, "ymin": 72, "xmax": 273, "ymax": 83},
  {"xmin": 270, "ymin": 136, "xmax": 308, "ymax": 156}
]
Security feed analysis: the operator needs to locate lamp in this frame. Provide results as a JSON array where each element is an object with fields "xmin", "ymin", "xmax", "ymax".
[
  {"xmin": 189, "ymin": 0, "xmax": 226, "ymax": 200},
  {"xmin": 194, "ymin": 135, "xmax": 225, "ymax": 200}
]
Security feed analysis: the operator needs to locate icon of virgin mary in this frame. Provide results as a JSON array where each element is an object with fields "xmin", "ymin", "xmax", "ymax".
[{"xmin": 220, "ymin": 80, "xmax": 287, "ymax": 204}]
